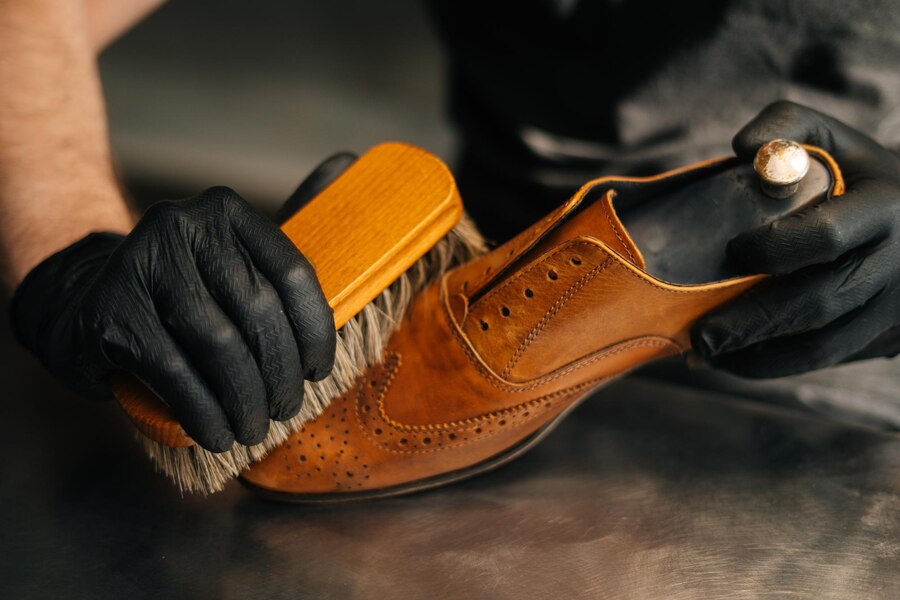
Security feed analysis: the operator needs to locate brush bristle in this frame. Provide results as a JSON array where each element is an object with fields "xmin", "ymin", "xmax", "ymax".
[{"xmin": 140, "ymin": 215, "xmax": 488, "ymax": 494}]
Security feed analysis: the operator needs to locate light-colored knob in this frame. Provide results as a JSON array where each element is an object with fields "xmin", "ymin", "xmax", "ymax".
[{"xmin": 753, "ymin": 139, "xmax": 810, "ymax": 199}]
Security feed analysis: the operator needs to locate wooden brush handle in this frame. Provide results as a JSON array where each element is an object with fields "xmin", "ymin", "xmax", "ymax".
[{"xmin": 113, "ymin": 143, "xmax": 462, "ymax": 448}]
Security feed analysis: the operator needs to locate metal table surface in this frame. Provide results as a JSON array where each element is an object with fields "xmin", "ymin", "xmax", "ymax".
[
  {"xmin": 1, "ymin": 305, "xmax": 898, "ymax": 600},
  {"xmin": 4, "ymin": 2, "xmax": 897, "ymax": 598}
]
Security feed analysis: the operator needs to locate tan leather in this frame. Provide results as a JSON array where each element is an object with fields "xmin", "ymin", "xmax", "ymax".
[{"xmin": 241, "ymin": 148, "xmax": 844, "ymax": 498}]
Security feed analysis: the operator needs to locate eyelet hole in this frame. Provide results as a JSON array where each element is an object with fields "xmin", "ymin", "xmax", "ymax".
[
  {"xmin": 547, "ymin": 269, "xmax": 558, "ymax": 281},
  {"xmin": 524, "ymin": 288, "xmax": 534, "ymax": 298},
  {"xmin": 500, "ymin": 306, "xmax": 510, "ymax": 317},
  {"xmin": 480, "ymin": 320, "xmax": 490, "ymax": 331},
  {"xmin": 571, "ymin": 256, "xmax": 582, "ymax": 266}
]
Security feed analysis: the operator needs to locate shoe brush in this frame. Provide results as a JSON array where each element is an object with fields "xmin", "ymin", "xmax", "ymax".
[{"xmin": 112, "ymin": 143, "xmax": 487, "ymax": 494}]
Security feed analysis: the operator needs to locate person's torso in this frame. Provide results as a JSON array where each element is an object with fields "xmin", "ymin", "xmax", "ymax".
[{"xmin": 427, "ymin": 0, "xmax": 900, "ymax": 239}]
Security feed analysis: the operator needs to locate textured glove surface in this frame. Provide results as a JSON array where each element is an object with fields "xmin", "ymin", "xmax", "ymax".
[
  {"xmin": 692, "ymin": 101, "xmax": 900, "ymax": 378},
  {"xmin": 12, "ymin": 182, "xmax": 341, "ymax": 452}
]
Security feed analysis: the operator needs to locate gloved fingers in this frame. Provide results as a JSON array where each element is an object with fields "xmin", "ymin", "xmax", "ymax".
[
  {"xmin": 108, "ymin": 322, "xmax": 235, "ymax": 453},
  {"xmin": 196, "ymin": 240, "xmax": 305, "ymax": 422},
  {"xmin": 155, "ymin": 276, "xmax": 271, "ymax": 447},
  {"xmin": 731, "ymin": 100, "xmax": 893, "ymax": 178},
  {"xmin": 704, "ymin": 294, "xmax": 890, "ymax": 378},
  {"xmin": 229, "ymin": 208, "xmax": 336, "ymax": 382},
  {"xmin": 275, "ymin": 152, "xmax": 357, "ymax": 225},
  {"xmin": 726, "ymin": 186, "xmax": 891, "ymax": 274},
  {"xmin": 693, "ymin": 246, "xmax": 889, "ymax": 357}
]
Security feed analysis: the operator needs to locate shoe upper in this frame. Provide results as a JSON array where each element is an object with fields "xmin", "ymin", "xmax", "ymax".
[{"xmin": 241, "ymin": 148, "xmax": 844, "ymax": 497}]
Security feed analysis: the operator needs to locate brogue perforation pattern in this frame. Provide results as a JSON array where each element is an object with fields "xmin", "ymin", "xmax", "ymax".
[{"xmin": 465, "ymin": 240, "xmax": 612, "ymax": 377}]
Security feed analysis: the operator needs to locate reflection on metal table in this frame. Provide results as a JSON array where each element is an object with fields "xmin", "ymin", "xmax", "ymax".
[{"xmin": 1, "ymin": 307, "xmax": 898, "ymax": 600}]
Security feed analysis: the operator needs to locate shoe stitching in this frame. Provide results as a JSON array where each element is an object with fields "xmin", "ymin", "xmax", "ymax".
[
  {"xmin": 608, "ymin": 257, "xmax": 749, "ymax": 294},
  {"xmin": 501, "ymin": 257, "xmax": 614, "ymax": 378},
  {"xmin": 446, "ymin": 286, "xmax": 676, "ymax": 392},
  {"xmin": 374, "ymin": 353, "xmax": 610, "ymax": 431},
  {"xmin": 469, "ymin": 240, "xmax": 600, "ymax": 313},
  {"xmin": 601, "ymin": 192, "xmax": 638, "ymax": 264},
  {"xmin": 355, "ymin": 354, "xmax": 607, "ymax": 455},
  {"xmin": 352, "ymin": 354, "xmax": 532, "ymax": 454}
]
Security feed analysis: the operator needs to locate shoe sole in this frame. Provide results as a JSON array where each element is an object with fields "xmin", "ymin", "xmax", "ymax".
[{"xmin": 239, "ymin": 385, "xmax": 599, "ymax": 504}]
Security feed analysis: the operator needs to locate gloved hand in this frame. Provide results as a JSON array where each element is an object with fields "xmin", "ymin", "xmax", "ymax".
[
  {"xmin": 11, "ymin": 153, "xmax": 356, "ymax": 451},
  {"xmin": 692, "ymin": 101, "xmax": 900, "ymax": 378}
]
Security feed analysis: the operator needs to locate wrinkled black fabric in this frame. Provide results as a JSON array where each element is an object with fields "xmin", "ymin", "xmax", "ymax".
[
  {"xmin": 692, "ymin": 101, "xmax": 900, "ymax": 378},
  {"xmin": 427, "ymin": 0, "xmax": 900, "ymax": 243},
  {"xmin": 12, "ymin": 184, "xmax": 339, "ymax": 452}
]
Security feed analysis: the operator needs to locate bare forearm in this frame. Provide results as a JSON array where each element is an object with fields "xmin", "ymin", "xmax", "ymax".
[
  {"xmin": 84, "ymin": 0, "xmax": 165, "ymax": 51},
  {"xmin": 0, "ymin": 0, "xmax": 137, "ymax": 293}
]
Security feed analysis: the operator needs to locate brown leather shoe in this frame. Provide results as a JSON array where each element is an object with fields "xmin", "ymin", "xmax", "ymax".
[{"xmin": 241, "ymin": 146, "xmax": 844, "ymax": 502}]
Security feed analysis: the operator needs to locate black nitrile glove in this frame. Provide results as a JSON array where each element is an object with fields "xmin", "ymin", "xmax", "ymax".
[
  {"xmin": 11, "ymin": 154, "xmax": 356, "ymax": 451},
  {"xmin": 692, "ymin": 101, "xmax": 900, "ymax": 378}
]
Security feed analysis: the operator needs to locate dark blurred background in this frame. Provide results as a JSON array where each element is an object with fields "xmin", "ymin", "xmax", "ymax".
[{"xmin": 100, "ymin": 0, "xmax": 451, "ymax": 211}]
